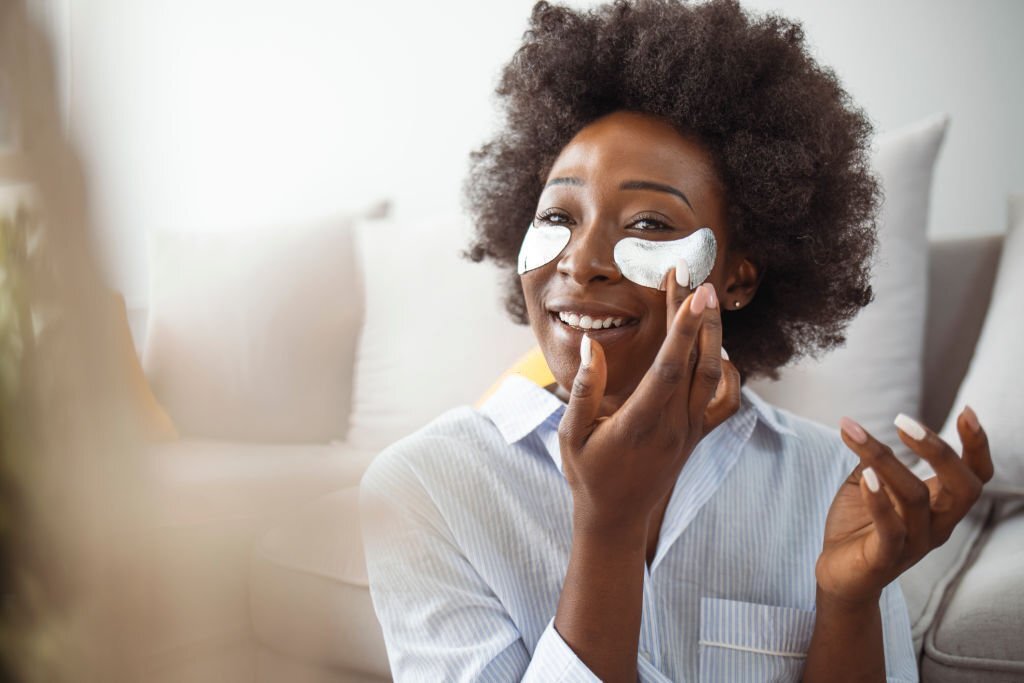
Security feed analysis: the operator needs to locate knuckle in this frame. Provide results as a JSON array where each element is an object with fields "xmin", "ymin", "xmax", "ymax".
[
  {"xmin": 906, "ymin": 482, "xmax": 930, "ymax": 507},
  {"xmin": 571, "ymin": 377, "xmax": 593, "ymax": 399},
  {"xmin": 656, "ymin": 361, "xmax": 686, "ymax": 385},
  {"xmin": 628, "ymin": 424, "xmax": 654, "ymax": 448},
  {"xmin": 697, "ymin": 356, "xmax": 722, "ymax": 386},
  {"xmin": 687, "ymin": 344, "xmax": 699, "ymax": 370}
]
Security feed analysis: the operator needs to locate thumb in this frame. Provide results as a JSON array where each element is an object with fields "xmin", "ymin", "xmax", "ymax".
[{"xmin": 559, "ymin": 335, "xmax": 607, "ymax": 450}]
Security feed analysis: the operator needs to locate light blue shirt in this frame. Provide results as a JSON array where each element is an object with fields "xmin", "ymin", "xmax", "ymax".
[{"xmin": 360, "ymin": 375, "xmax": 917, "ymax": 682}]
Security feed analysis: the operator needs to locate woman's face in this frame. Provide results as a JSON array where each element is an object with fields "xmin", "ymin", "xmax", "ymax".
[{"xmin": 521, "ymin": 110, "xmax": 746, "ymax": 409}]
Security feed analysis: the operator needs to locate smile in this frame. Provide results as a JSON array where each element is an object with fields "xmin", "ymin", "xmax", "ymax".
[{"xmin": 554, "ymin": 311, "xmax": 639, "ymax": 331}]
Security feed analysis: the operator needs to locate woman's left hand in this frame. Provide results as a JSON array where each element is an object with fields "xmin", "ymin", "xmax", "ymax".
[{"xmin": 816, "ymin": 407, "xmax": 994, "ymax": 605}]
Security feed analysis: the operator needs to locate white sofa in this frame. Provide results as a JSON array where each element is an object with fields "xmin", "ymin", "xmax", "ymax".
[
  {"xmin": 140, "ymin": 227, "xmax": 1022, "ymax": 683},
  {"xmin": 138, "ymin": 119, "xmax": 1024, "ymax": 682}
]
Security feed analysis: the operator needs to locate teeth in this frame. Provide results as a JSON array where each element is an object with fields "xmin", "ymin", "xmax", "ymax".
[{"xmin": 557, "ymin": 311, "xmax": 629, "ymax": 330}]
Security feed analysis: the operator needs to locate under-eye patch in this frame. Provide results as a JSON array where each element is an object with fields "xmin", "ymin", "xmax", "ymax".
[
  {"xmin": 517, "ymin": 223, "xmax": 571, "ymax": 274},
  {"xmin": 516, "ymin": 222, "xmax": 717, "ymax": 291},
  {"xmin": 613, "ymin": 227, "xmax": 717, "ymax": 290}
]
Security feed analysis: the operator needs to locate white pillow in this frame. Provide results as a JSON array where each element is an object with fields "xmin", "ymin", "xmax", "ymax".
[
  {"xmin": 346, "ymin": 215, "xmax": 536, "ymax": 452},
  {"xmin": 748, "ymin": 114, "xmax": 949, "ymax": 462},
  {"xmin": 937, "ymin": 194, "xmax": 1024, "ymax": 487},
  {"xmin": 144, "ymin": 215, "xmax": 362, "ymax": 442}
]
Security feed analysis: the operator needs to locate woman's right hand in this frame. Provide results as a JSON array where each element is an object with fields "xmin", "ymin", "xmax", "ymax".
[{"xmin": 557, "ymin": 275, "xmax": 741, "ymax": 534}]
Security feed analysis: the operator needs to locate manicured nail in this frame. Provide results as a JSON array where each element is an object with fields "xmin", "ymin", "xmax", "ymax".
[
  {"xmin": 862, "ymin": 467, "xmax": 880, "ymax": 493},
  {"xmin": 704, "ymin": 283, "xmax": 718, "ymax": 309},
  {"xmin": 675, "ymin": 259, "xmax": 690, "ymax": 288},
  {"xmin": 963, "ymin": 405, "xmax": 980, "ymax": 433},
  {"xmin": 580, "ymin": 335, "xmax": 591, "ymax": 368},
  {"xmin": 720, "ymin": 347, "xmax": 729, "ymax": 361},
  {"xmin": 691, "ymin": 285, "xmax": 707, "ymax": 315},
  {"xmin": 894, "ymin": 413, "xmax": 926, "ymax": 441},
  {"xmin": 839, "ymin": 416, "xmax": 868, "ymax": 444}
]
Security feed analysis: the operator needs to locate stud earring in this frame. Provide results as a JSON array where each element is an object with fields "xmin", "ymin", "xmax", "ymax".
[{"xmin": 734, "ymin": 301, "xmax": 741, "ymax": 308}]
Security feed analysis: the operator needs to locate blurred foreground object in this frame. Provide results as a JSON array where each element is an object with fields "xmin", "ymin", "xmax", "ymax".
[{"xmin": 0, "ymin": 1, "xmax": 149, "ymax": 680}]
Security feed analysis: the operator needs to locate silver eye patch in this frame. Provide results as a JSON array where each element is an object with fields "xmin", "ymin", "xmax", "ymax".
[
  {"xmin": 517, "ymin": 223, "xmax": 571, "ymax": 274},
  {"xmin": 517, "ymin": 222, "xmax": 717, "ymax": 291},
  {"xmin": 613, "ymin": 227, "xmax": 717, "ymax": 290}
]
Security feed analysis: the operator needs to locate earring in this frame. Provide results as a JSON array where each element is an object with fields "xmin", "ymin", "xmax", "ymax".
[{"xmin": 734, "ymin": 301, "xmax": 741, "ymax": 308}]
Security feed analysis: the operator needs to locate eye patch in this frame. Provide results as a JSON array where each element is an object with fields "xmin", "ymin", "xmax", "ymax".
[{"xmin": 516, "ymin": 223, "xmax": 717, "ymax": 290}]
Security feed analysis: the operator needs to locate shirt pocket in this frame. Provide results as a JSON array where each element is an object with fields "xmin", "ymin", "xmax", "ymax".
[{"xmin": 699, "ymin": 597, "xmax": 816, "ymax": 683}]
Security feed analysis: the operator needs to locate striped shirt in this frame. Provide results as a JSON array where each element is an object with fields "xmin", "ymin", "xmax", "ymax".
[{"xmin": 360, "ymin": 375, "xmax": 917, "ymax": 682}]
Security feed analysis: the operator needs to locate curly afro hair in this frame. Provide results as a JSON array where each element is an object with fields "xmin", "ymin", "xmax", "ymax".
[{"xmin": 463, "ymin": 0, "xmax": 880, "ymax": 381}]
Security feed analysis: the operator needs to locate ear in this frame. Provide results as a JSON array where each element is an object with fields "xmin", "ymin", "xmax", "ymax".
[{"xmin": 722, "ymin": 255, "xmax": 761, "ymax": 310}]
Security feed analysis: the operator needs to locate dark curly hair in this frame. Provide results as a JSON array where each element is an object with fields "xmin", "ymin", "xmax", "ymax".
[{"xmin": 463, "ymin": 0, "xmax": 879, "ymax": 381}]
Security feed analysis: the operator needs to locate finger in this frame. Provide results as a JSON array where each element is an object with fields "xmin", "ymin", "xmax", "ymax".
[
  {"xmin": 622, "ymin": 285, "xmax": 705, "ymax": 421},
  {"xmin": 859, "ymin": 467, "xmax": 907, "ymax": 571},
  {"xmin": 893, "ymin": 413, "xmax": 982, "ymax": 508},
  {"xmin": 957, "ymin": 405, "xmax": 994, "ymax": 484},
  {"xmin": 839, "ymin": 417, "xmax": 932, "ymax": 556},
  {"xmin": 680, "ymin": 283, "xmax": 723, "ymax": 431},
  {"xmin": 557, "ymin": 335, "xmax": 607, "ymax": 451},
  {"xmin": 703, "ymin": 347, "xmax": 741, "ymax": 436},
  {"xmin": 664, "ymin": 260, "xmax": 690, "ymax": 333}
]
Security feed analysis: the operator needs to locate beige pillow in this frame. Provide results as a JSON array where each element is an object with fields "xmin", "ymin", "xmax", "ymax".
[
  {"xmin": 936, "ymin": 194, "xmax": 1024, "ymax": 487},
  {"xmin": 143, "ymin": 215, "xmax": 363, "ymax": 442},
  {"xmin": 346, "ymin": 215, "xmax": 536, "ymax": 452}
]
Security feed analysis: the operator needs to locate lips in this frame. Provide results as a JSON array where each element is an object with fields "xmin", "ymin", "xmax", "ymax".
[{"xmin": 546, "ymin": 298, "xmax": 641, "ymax": 336}]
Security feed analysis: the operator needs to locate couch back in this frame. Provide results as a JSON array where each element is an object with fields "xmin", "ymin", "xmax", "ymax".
[{"xmin": 921, "ymin": 234, "xmax": 1003, "ymax": 428}]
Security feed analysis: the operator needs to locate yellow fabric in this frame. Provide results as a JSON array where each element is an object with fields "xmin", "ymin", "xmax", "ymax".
[
  {"xmin": 475, "ymin": 347, "xmax": 555, "ymax": 407},
  {"xmin": 109, "ymin": 291, "xmax": 179, "ymax": 442}
]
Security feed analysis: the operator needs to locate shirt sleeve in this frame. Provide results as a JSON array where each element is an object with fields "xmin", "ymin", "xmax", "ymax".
[
  {"xmin": 880, "ymin": 579, "xmax": 919, "ymax": 683},
  {"xmin": 359, "ymin": 445, "xmax": 601, "ymax": 683}
]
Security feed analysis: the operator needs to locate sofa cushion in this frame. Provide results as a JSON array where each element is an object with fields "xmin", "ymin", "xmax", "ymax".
[
  {"xmin": 921, "ymin": 501, "xmax": 1024, "ymax": 682},
  {"xmin": 346, "ymin": 214, "xmax": 536, "ymax": 452},
  {"xmin": 144, "ymin": 214, "xmax": 363, "ymax": 442},
  {"xmin": 249, "ymin": 486, "xmax": 389, "ymax": 678},
  {"xmin": 936, "ymin": 194, "xmax": 1024, "ymax": 487},
  {"xmin": 145, "ymin": 440, "xmax": 373, "ymax": 660},
  {"xmin": 748, "ymin": 114, "xmax": 948, "ymax": 464},
  {"xmin": 898, "ymin": 497, "xmax": 993, "ymax": 655}
]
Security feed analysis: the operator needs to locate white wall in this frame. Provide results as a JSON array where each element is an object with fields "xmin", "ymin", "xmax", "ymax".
[{"xmin": 66, "ymin": 0, "xmax": 1024, "ymax": 305}]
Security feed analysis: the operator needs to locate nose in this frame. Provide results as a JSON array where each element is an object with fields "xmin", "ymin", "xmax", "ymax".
[{"xmin": 556, "ymin": 222, "xmax": 621, "ymax": 285}]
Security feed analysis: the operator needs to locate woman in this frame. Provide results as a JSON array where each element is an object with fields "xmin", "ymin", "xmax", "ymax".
[{"xmin": 360, "ymin": 1, "xmax": 993, "ymax": 681}]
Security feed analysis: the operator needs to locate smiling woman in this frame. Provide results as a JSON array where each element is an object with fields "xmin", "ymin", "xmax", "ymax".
[{"xmin": 359, "ymin": 1, "xmax": 994, "ymax": 681}]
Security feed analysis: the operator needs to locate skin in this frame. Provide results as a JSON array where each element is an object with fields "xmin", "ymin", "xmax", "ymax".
[{"xmin": 518, "ymin": 110, "xmax": 994, "ymax": 682}]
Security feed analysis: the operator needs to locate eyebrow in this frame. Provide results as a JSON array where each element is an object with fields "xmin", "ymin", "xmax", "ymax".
[{"xmin": 543, "ymin": 177, "xmax": 694, "ymax": 211}]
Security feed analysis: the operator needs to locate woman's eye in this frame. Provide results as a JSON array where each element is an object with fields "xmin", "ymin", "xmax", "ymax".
[
  {"xmin": 629, "ymin": 216, "xmax": 674, "ymax": 232},
  {"xmin": 534, "ymin": 211, "xmax": 572, "ymax": 226}
]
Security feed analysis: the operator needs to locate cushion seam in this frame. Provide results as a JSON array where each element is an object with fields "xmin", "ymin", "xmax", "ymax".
[{"xmin": 923, "ymin": 500, "xmax": 1024, "ymax": 672}]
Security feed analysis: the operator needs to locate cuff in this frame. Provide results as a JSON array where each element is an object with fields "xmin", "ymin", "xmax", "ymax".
[{"xmin": 522, "ymin": 618, "xmax": 602, "ymax": 683}]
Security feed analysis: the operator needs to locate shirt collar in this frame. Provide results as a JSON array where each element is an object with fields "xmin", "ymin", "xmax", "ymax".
[{"xmin": 479, "ymin": 373, "xmax": 797, "ymax": 449}]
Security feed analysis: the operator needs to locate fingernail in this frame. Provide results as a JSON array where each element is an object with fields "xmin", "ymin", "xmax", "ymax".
[
  {"xmin": 580, "ymin": 335, "xmax": 591, "ymax": 367},
  {"xmin": 691, "ymin": 285, "xmax": 707, "ymax": 315},
  {"xmin": 704, "ymin": 283, "xmax": 718, "ymax": 309},
  {"xmin": 675, "ymin": 258, "xmax": 690, "ymax": 288},
  {"xmin": 862, "ymin": 466, "xmax": 880, "ymax": 493},
  {"xmin": 963, "ymin": 405, "xmax": 980, "ymax": 432},
  {"xmin": 894, "ymin": 413, "xmax": 927, "ymax": 441},
  {"xmin": 720, "ymin": 347, "xmax": 729, "ymax": 361},
  {"xmin": 840, "ymin": 416, "xmax": 868, "ymax": 444}
]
